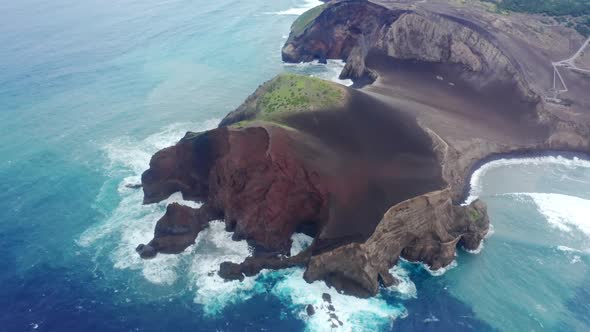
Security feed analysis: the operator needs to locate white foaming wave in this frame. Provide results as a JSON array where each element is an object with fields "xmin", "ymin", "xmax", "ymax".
[
  {"xmin": 290, "ymin": 232, "xmax": 314, "ymax": 256},
  {"xmin": 78, "ymin": 190, "xmax": 203, "ymax": 285},
  {"xmin": 187, "ymin": 221, "xmax": 260, "ymax": 316},
  {"xmin": 284, "ymin": 59, "xmax": 354, "ymax": 86},
  {"xmin": 463, "ymin": 224, "xmax": 494, "ymax": 254},
  {"xmin": 557, "ymin": 246, "xmax": 586, "ymax": 264},
  {"xmin": 509, "ymin": 192, "xmax": 590, "ymax": 236},
  {"xmin": 464, "ymin": 241, "xmax": 484, "ymax": 254},
  {"xmin": 557, "ymin": 245, "xmax": 582, "ymax": 253},
  {"xmin": 79, "ymin": 119, "xmax": 220, "ymax": 285},
  {"xmin": 465, "ymin": 155, "xmax": 590, "ymax": 204},
  {"xmin": 272, "ymin": 268, "xmax": 407, "ymax": 332},
  {"xmin": 273, "ymin": 0, "xmax": 324, "ymax": 15},
  {"xmin": 387, "ymin": 263, "xmax": 417, "ymax": 299},
  {"xmin": 421, "ymin": 260, "xmax": 458, "ymax": 277},
  {"xmin": 102, "ymin": 119, "xmax": 220, "ymax": 175},
  {"xmin": 81, "ymin": 117, "xmax": 415, "ymax": 329}
]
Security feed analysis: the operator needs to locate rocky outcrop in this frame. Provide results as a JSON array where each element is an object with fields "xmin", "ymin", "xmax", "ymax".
[
  {"xmin": 136, "ymin": 203, "xmax": 220, "ymax": 258},
  {"xmin": 282, "ymin": 0, "xmax": 535, "ymax": 100},
  {"xmin": 219, "ymin": 247, "xmax": 311, "ymax": 281},
  {"xmin": 283, "ymin": 0, "xmax": 399, "ymax": 82},
  {"xmin": 141, "ymin": 131, "xmax": 214, "ymax": 204},
  {"xmin": 135, "ymin": 70, "xmax": 489, "ymax": 297},
  {"xmin": 303, "ymin": 190, "xmax": 488, "ymax": 297},
  {"xmin": 139, "ymin": 124, "xmax": 328, "ymax": 255}
]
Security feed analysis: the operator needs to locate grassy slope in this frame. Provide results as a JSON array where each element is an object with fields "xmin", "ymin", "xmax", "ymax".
[
  {"xmin": 290, "ymin": 4, "xmax": 327, "ymax": 38},
  {"xmin": 231, "ymin": 73, "xmax": 346, "ymax": 128}
]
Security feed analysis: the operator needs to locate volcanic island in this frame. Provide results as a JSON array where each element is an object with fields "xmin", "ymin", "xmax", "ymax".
[{"xmin": 134, "ymin": 0, "xmax": 590, "ymax": 303}]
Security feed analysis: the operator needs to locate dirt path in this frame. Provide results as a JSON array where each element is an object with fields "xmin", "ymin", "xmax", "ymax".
[{"xmin": 551, "ymin": 37, "xmax": 590, "ymax": 95}]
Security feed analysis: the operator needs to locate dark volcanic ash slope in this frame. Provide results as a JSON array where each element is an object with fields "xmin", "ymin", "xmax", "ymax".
[
  {"xmin": 283, "ymin": 0, "xmax": 590, "ymax": 201},
  {"xmin": 136, "ymin": 73, "xmax": 489, "ymax": 297}
]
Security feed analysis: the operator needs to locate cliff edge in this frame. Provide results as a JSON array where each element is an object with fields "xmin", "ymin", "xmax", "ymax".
[
  {"xmin": 136, "ymin": 73, "xmax": 489, "ymax": 297},
  {"xmin": 134, "ymin": 0, "xmax": 590, "ymax": 300}
]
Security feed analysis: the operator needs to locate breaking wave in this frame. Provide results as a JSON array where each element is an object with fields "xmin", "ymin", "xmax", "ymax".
[
  {"xmin": 272, "ymin": 268, "xmax": 407, "ymax": 332},
  {"xmin": 284, "ymin": 59, "xmax": 354, "ymax": 86},
  {"xmin": 272, "ymin": 0, "xmax": 324, "ymax": 16},
  {"xmin": 465, "ymin": 155, "xmax": 590, "ymax": 204},
  {"xmin": 508, "ymin": 192, "xmax": 590, "ymax": 237},
  {"xmin": 78, "ymin": 118, "xmax": 416, "ymax": 331},
  {"xmin": 421, "ymin": 260, "xmax": 458, "ymax": 277},
  {"xmin": 78, "ymin": 120, "xmax": 220, "ymax": 286}
]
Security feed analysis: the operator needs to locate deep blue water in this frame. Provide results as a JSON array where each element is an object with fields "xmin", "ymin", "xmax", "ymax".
[{"xmin": 1, "ymin": 1, "xmax": 589, "ymax": 331}]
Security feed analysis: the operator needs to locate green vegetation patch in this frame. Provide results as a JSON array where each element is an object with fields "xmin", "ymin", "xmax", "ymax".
[
  {"xmin": 227, "ymin": 73, "xmax": 346, "ymax": 130},
  {"xmin": 256, "ymin": 73, "xmax": 344, "ymax": 118},
  {"xmin": 291, "ymin": 4, "xmax": 328, "ymax": 37},
  {"xmin": 483, "ymin": 0, "xmax": 590, "ymax": 36},
  {"xmin": 467, "ymin": 207, "xmax": 483, "ymax": 222},
  {"xmin": 485, "ymin": 0, "xmax": 590, "ymax": 16}
]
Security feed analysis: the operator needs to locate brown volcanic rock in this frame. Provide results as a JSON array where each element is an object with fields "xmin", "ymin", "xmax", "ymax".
[
  {"xmin": 207, "ymin": 126, "xmax": 327, "ymax": 253},
  {"xmin": 303, "ymin": 190, "xmax": 489, "ymax": 297},
  {"xmin": 283, "ymin": 0, "xmax": 536, "ymax": 98},
  {"xmin": 141, "ymin": 131, "xmax": 214, "ymax": 204},
  {"xmin": 141, "ymin": 125, "xmax": 328, "ymax": 254},
  {"xmin": 283, "ymin": 0, "xmax": 400, "ymax": 82},
  {"xmin": 138, "ymin": 73, "xmax": 487, "ymax": 296},
  {"xmin": 284, "ymin": 0, "xmax": 590, "ymax": 204},
  {"xmin": 133, "ymin": 0, "xmax": 590, "ymax": 301},
  {"xmin": 136, "ymin": 203, "xmax": 220, "ymax": 258},
  {"xmin": 140, "ymin": 74, "xmax": 446, "ymax": 257}
]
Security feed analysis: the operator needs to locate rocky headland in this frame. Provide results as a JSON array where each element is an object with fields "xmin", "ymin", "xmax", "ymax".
[{"xmin": 135, "ymin": 0, "xmax": 590, "ymax": 299}]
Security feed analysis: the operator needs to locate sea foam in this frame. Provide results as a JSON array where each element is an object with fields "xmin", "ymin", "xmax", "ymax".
[
  {"xmin": 80, "ymin": 116, "xmax": 417, "ymax": 330},
  {"xmin": 79, "ymin": 118, "xmax": 411, "ymax": 329},
  {"xmin": 188, "ymin": 221, "xmax": 260, "ymax": 315},
  {"xmin": 510, "ymin": 192, "xmax": 590, "ymax": 237},
  {"xmin": 387, "ymin": 263, "xmax": 418, "ymax": 299},
  {"xmin": 272, "ymin": 268, "xmax": 407, "ymax": 332},
  {"xmin": 273, "ymin": 0, "xmax": 324, "ymax": 16},
  {"xmin": 290, "ymin": 232, "xmax": 314, "ymax": 256},
  {"xmin": 78, "ymin": 119, "xmax": 220, "ymax": 286},
  {"xmin": 284, "ymin": 59, "xmax": 354, "ymax": 86},
  {"xmin": 465, "ymin": 155, "xmax": 590, "ymax": 205}
]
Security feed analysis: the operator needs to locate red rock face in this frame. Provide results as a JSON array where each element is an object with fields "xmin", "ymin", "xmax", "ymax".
[
  {"xmin": 140, "ymin": 125, "xmax": 329, "ymax": 255},
  {"xmin": 139, "ymin": 81, "xmax": 447, "ymax": 258},
  {"xmin": 208, "ymin": 126, "xmax": 327, "ymax": 253},
  {"xmin": 141, "ymin": 132, "xmax": 213, "ymax": 204}
]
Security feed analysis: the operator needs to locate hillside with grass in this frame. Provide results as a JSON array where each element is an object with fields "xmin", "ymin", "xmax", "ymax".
[
  {"xmin": 220, "ymin": 73, "xmax": 347, "ymax": 128},
  {"xmin": 485, "ymin": 0, "xmax": 590, "ymax": 36}
]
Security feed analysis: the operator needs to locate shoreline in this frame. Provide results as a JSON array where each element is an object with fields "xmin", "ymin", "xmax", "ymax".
[{"xmin": 459, "ymin": 149, "xmax": 590, "ymax": 204}]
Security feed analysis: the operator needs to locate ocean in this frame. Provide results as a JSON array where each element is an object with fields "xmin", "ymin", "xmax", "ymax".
[{"xmin": 0, "ymin": 0, "xmax": 589, "ymax": 331}]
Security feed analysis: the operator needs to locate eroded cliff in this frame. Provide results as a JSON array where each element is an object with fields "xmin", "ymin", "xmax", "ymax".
[
  {"xmin": 136, "ymin": 73, "xmax": 489, "ymax": 297},
  {"xmin": 282, "ymin": 0, "xmax": 535, "ymax": 99},
  {"xmin": 283, "ymin": 0, "xmax": 590, "ymax": 202}
]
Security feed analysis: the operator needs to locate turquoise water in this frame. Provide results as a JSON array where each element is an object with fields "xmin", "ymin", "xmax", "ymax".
[{"xmin": 1, "ymin": 0, "xmax": 589, "ymax": 331}]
